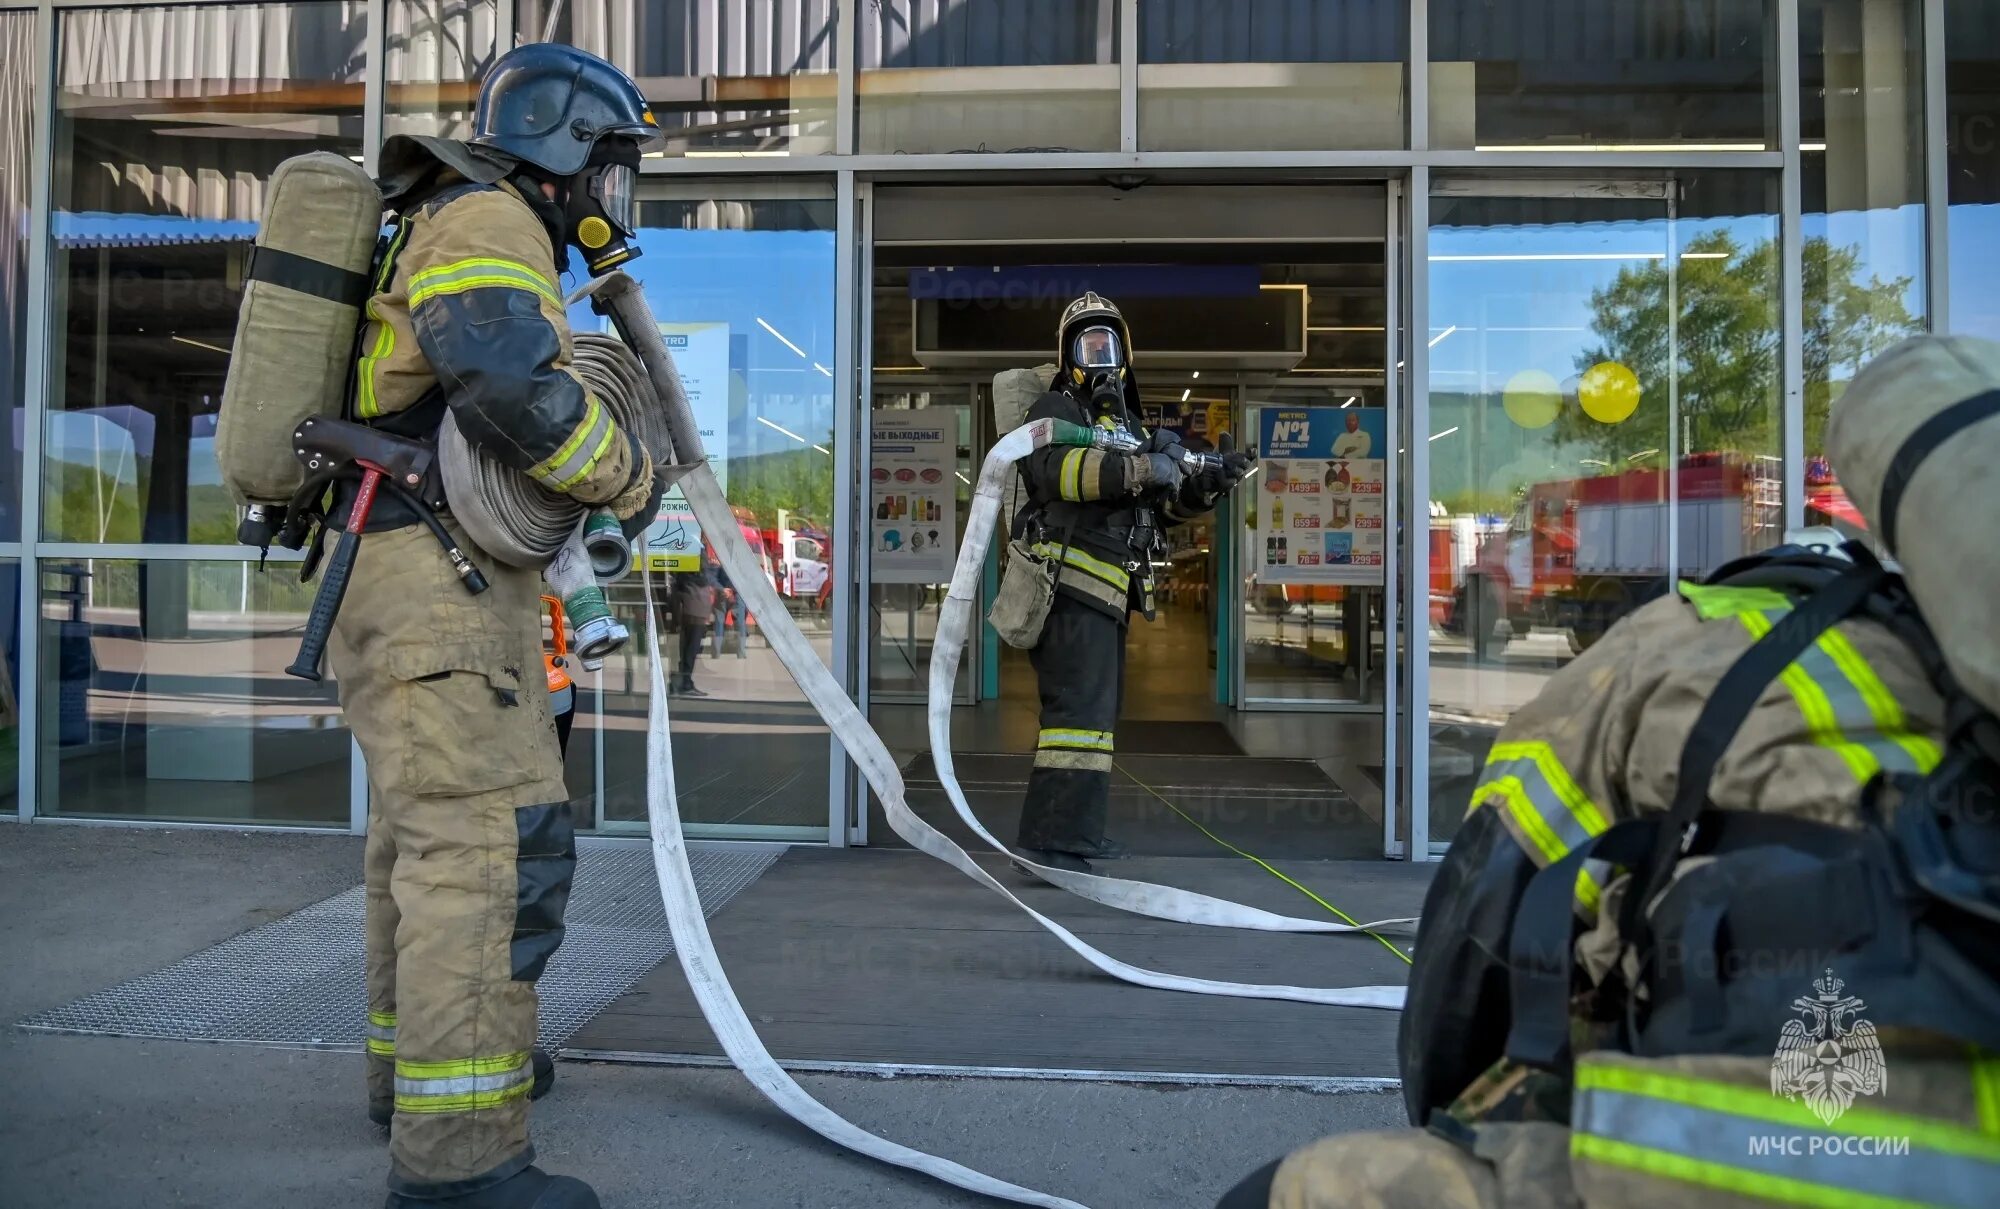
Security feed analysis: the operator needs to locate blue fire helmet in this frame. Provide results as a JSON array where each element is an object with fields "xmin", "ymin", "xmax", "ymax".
[{"xmin": 473, "ymin": 42, "xmax": 664, "ymax": 178}]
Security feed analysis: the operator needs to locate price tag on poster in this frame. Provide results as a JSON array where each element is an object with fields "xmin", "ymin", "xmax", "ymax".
[
  {"xmin": 635, "ymin": 322, "xmax": 731, "ymax": 573},
  {"xmin": 1249, "ymin": 406, "xmax": 1387, "ymax": 586},
  {"xmin": 870, "ymin": 415, "xmax": 958, "ymax": 583}
]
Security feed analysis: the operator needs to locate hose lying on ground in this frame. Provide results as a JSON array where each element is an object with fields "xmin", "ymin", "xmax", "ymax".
[{"xmin": 447, "ymin": 270, "xmax": 1412, "ymax": 1208}]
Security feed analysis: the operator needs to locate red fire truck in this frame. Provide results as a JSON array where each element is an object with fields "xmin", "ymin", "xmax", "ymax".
[{"xmin": 1442, "ymin": 453, "xmax": 1783, "ymax": 656}]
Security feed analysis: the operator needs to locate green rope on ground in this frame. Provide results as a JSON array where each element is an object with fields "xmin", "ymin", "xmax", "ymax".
[{"xmin": 1114, "ymin": 761, "xmax": 1414, "ymax": 966}]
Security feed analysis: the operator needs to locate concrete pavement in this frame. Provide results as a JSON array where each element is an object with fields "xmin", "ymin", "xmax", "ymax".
[{"xmin": 0, "ymin": 824, "xmax": 1403, "ymax": 1208}]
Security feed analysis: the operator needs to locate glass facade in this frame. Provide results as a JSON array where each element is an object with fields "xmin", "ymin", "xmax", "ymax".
[
  {"xmin": 859, "ymin": 0, "xmax": 1120, "ymax": 154},
  {"xmin": 1946, "ymin": 1, "xmax": 2000, "ymax": 341},
  {"xmin": 0, "ymin": 1, "xmax": 1974, "ymax": 857},
  {"xmin": 1428, "ymin": 1, "xmax": 1774, "ymax": 150},
  {"xmin": 2, "ymin": 8, "xmax": 30, "ymax": 545},
  {"xmin": 1138, "ymin": 0, "xmax": 1405, "ymax": 151},
  {"xmin": 1425, "ymin": 175, "xmax": 1782, "ymax": 843},
  {"xmin": 1799, "ymin": 0, "xmax": 1927, "ymax": 477}
]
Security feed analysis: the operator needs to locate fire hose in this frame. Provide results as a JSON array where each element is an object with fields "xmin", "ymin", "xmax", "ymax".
[{"xmin": 446, "ymin": 270, "xmax": 1412, "ymax": 1206}]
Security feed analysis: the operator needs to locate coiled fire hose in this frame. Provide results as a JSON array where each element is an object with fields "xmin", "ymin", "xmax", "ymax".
[
  {"xmin": 438, "ymin": 319, "xmax": 666, "ymax": 664},
  {"xmin": 453, "ymin": 271, "xmax": 1412, "ymax": 1207}
]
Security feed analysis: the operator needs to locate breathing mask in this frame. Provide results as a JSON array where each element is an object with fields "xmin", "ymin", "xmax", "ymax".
[{"xmin": 565, "ymin": 138, "xmax": 642, "ymax": 276}]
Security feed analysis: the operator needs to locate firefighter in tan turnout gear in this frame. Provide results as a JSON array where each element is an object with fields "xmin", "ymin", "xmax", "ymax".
[
  {"xmin": 327, "ymin": 43, "xmax": 663, "ymax": 1209},
  {"xmin": 1220, "ymin": 335, "xmax": 2000, "ymax": 1209}
]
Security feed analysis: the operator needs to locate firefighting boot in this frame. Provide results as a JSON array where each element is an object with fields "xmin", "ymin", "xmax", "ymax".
[
  {"xmin": 372, "ymin": 1048, "xmax": 556, "ymax": 1128},
  {"xmin": 384, "ymin": 1166, "xmax": 599, "ymax": 1209}
]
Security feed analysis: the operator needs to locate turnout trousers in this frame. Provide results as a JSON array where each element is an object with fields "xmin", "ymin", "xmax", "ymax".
[
  {"xmin": 1017, "ymin": 592, "xmax": 1126, "ymax": 854},
  {"xmin": 329, "ymin": 519, "xmax": 575, "ymax": 1198}
]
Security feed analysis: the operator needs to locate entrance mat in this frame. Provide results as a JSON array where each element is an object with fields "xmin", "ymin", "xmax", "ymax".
[
  {"xmin": 1108, "ymin": 720, "xmax": 1244, "ymax": 756},
  {"xmin": 568, "ymin": 846, "xmax": 1427, "ymax": 1080},
  {"xmin": 889, "ymin": 753, "xmax": 1381, "ymax": 860},
  {"xmin": 16, "ymin": 843, "xmax": 782, "ymax": 1050}
]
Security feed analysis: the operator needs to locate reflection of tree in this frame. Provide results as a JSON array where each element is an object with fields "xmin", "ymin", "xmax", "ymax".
[
  {"xmin": 724, "ymin": 446, "xmax": 835, "ymax": 535},
  {"xmin": 1557, "ymin": 231, "xmax": 1919, "ymax": 462}
]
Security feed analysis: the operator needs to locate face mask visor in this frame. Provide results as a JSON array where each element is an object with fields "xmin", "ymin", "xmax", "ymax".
[
  {"xmin": 595, "ymin": 162, "xmax": 636, "ymax": 237},
  {"xmin": 1071, "ymin": 325, "xmax": 1124, "ymax": 373}
]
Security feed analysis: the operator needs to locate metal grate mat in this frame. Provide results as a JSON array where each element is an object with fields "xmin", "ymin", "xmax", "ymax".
[{"xmin": 17, "ymin": 843, "xmax": 782, "ymax": 1051}]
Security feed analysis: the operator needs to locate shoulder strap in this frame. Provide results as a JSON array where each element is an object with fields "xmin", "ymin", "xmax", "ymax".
[{"xmin": 1615, "ymin": 556, "xmax": 1889, "ymax": 945}]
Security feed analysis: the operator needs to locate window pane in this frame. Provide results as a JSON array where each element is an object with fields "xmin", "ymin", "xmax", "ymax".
[
  {"xmin": 47, "ymin": 2, "xmax": 367, "ymax": 544},
  {"xmin": 858, "ymin": 0, "xmax": 1119, "ymax": 154},
  {"xmin": 1425, "ymin": 175, "xmax": 1780, "ymax": 844},
  {"xmin": 535, "ymin": 0, "xmax": 838, "ymax": 157},
  {"xmin": 0, "ymin": 10, "xmax": 29, "ymax": 543},
  {"xmin": 1946, "ymin": 1, "xmax": 2000, "ymax": 342},
  {"xmin": 583, "ymin": 190, "xmax": 837, "ymax": 838},
  {"xmin": 1429, "ymin": 2, "xmax": 1775, "ymax": 150},
  {"xmin": 37, "ymin": 558, "xmax": 349, "ymax": 826},
  {"xmin": 385, "ymin": 0, "xmax": 498, "ymax": 140},
  {"xmin": 1799, "ymin": 0, "xmax": 1928, "ymax": 501},
  {"xmin": 1139, "ymin": 0, "xmax": 1405, "ymax": 152}
]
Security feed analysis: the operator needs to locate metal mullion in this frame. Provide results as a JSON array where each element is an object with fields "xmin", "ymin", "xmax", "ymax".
[
  {"xmin": 835, "ymin": 0, "xmax": 854, "ymax": 157},
  {"xmin": 363, "ymin": 0, "xmax": 385, "ymax": 175},
  {"xmin": 1119, "ymin": 0, "xmax": 1137, "ymax": 153},
  {"xmin": 34, "ymin": 543, "xmax": 302, "ymax": 562},
  {"xmin": 1406, "ymin": 166, "xmax": 1432, "ymax": 860},
  {"xmin": 1666, "ymin": 192, "xmax": 1680, "ymax": 583},
  {"xmin": 639, "ymin": 150, "xmax": 1783, "ymax": 176},
  {"xmin": 828, "ymin": 168, "xmax": 857, "ymax": 847},
  {"xmin": 848, "ymin": 174, "xmax": 875, "ymax": 845},
  {"xmin": 1381, "ymin": 178, "xmax": 1402, "ymax": 860},
  {"xmin": 1922, "ymin": 0, "xmax": 1947, "ymax": 331},
  {"xmin": 1779, "ymin": 0, "xmax": 1805, "ymax": 533},
  {"xmin": 17, "ymin": 0, "xmax": 54, "ymax": 821},
  {"xmin": 495, "ymin": 0, "xmax": 513, "ymax": 50},
  {"xmin": 1408, "ymin": 0, "xmax": 1428, "ymax": 151}
]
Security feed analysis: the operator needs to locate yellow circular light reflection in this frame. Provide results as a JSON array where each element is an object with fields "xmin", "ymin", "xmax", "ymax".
[
  {"xmin": 1502, "ymin": 369, "xmax": 1562, "ymax": 430},
  {"xmin": 1579, "ymin": 361, "xmax": 1642, "ymax": 424}
]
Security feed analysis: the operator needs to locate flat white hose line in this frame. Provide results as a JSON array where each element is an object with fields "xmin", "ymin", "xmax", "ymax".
[
  {"xmin": 932, "ymin": 427, "xmax": 1420, "ymax": 938},
  {"xmin": 639, "ymin": 576, "xmax": 1089, "ymax": 1209},
  {"xmin": 680, "ymin": 469, "xmax": 1405, "ymax": 1011}
]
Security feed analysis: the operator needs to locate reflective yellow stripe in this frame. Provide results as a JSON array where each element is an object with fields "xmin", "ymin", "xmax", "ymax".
[
  {"xmin": 407, "ymin": 256, "xmax": 560, "ymax": 310},
  {"xmin": 373, "ymin": 219, "xmax": 410, "ymax": 292},
  {"xmin": 367, "ymin": 1037, "xmax": 396, "ymax": 1056},
  {"xmin": 393, "ymin": 1081, "xmax": 533, "ymax": 1115},
  {"xmin": 1472, "ymin": 740, "xmax": 1609, "ymax": 867},
  {"xmin": 1034, "ymin": 749, "xmax": 1114, "ymax": 772},
  {"xmin": 1975, "ymin": 1049, "xmax": 2000, "ymax": 1137},
  {"xmin": 1678, "ymin": 580, "xmax": 1792, "ymax": 620},
  {"xmin": 527, "ymin": 395, "xmax": 616, "ymax": 490},
  {"xmin": 1577, "ymin": 1061, "xmax": 2000, "ymax": 1161},
  {"xmin": 1574, "ymin": 864, "xmax": 1604, "ymax": 915},
  {"xmin": 1473, "ymin": 775, "xmax": 1569, "ymax": 865},
  {"xmin": 394, "ymin": 1051, "xmax": 531, "ymax": 1080},
  {"xmin": 1572, "ymin": 1134, "xmax": 1929, "ymax": 1209},
  {"xmin": 1738, "ymin": 611, "xmax": 1885, "ymax": 785},
  {"xmin": 368, "ymin": 1010, "xmax": 396, "ymax": 1028},
  {"xmin": 1038, "ymin": 728, "xmax": 1114, "ymax": 751},
  {"xmin": 1059, "ymin": 448, "xmax": 1086, "ymax": 501},
  {"xmin": 355, "ymin": 300, "xmax": 395, "ymax": 419},
  {"xmin": 1030, "ymin": 542, "xmax": 1129, "ymax": 591},
  {"xmin": 1816, "ymin": 624, "xmax": 1944, "ymax": 774}
]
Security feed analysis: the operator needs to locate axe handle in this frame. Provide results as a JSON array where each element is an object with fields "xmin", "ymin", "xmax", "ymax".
[{"xmin": 287, "ymin": 465, "xmax": 382, "ymax": 682}]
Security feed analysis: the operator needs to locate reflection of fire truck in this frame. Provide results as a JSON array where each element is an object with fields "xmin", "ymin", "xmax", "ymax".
[{"xmin": 1443, "ymin": 453, "xmax": 1782, "ymax": 655}]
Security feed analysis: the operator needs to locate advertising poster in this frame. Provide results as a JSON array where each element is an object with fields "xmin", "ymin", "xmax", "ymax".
[
  {"xmin": 870, "ymin": 415, "xmax": 958, "ymax": 583},
  {"xmin": 1252, "ymin": 406, "xmax": 1387, "ymax": 586},
  {"xmin": 636, "ymin": 323, "xmax": 730, "ymax": 574}
]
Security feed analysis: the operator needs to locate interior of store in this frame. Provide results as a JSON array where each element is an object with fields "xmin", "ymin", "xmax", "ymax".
[{"xmin": 862, "ymin": 183, "xmax": 1396, "ymax": 858}]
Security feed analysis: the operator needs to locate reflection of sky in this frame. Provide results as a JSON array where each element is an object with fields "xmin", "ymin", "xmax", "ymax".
[
  {"xmin": 1427, "ymin": 212, "xmax": 1777, "ymax": 394},
  {"xmin": 1950, "ymin": 203, "xmax": 2000, "ymax": 342},
  {"xmin": 565, "ymin": 228, "xmax": 837, "ymax": 462}
]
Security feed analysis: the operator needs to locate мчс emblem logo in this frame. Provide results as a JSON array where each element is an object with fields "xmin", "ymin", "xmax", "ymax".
[{"xmin": 1771, "ymin": 968, "xmax": 1887, "ymax": 1125}]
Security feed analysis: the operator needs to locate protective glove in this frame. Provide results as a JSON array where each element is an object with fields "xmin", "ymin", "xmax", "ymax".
[
  {"xmin": 1131, "ymin": 451, "xmax": 1189, "ymax": 493},
  {"xmin": 608, "ymin": 441, "xmax": 663, "ymax": 543},
  {"xmin": 1192, "ymin": 432, "xmax": 1255, "ymax": 497}
]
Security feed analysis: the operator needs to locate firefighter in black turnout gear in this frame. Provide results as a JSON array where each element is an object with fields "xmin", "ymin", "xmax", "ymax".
[{"xmin": 1012, "ymin": 294, "xmax": 1254, "ymax": 872}]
